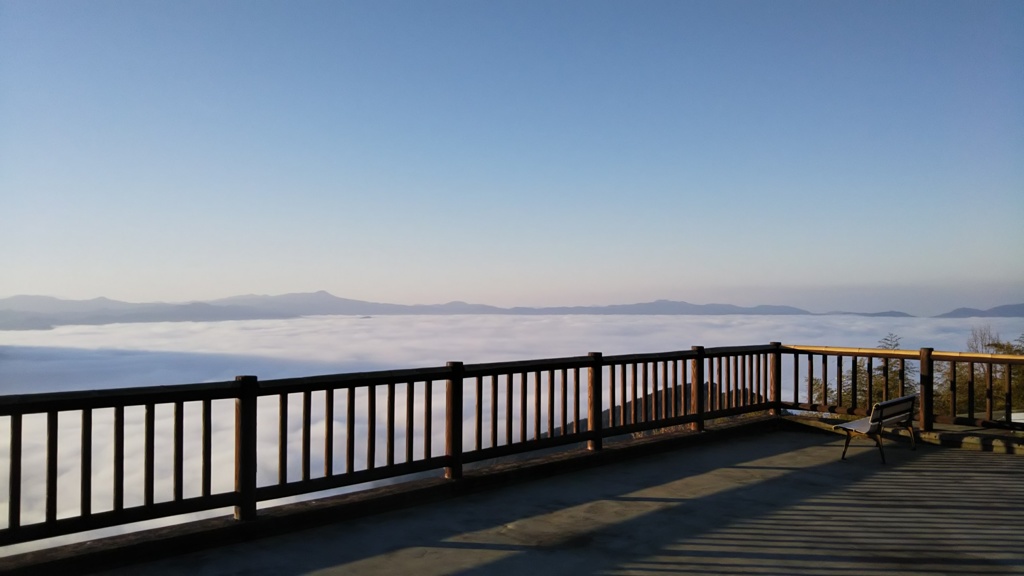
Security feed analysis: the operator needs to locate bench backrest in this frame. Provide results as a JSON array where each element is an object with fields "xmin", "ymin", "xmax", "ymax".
[{"xmin": 869, "ymin": 395, "xmax": 916, "ymax": 429}]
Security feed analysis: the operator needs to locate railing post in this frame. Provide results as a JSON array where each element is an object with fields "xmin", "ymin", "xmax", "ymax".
[
  {"xmin": 769, "ymin": 342, "xmax": 782, "ymax": 416},
  {"xmin": 919, "ymin": 348, "xmax": 934, "ymax": 432},
  {"xmin": 587, "ymin": 352, "xmax": 603, "ymax": 451},
  {"xmin": 234, "ymin": 375, "xmax": 258, "ymax": 521},
  {"xmin": 445, "ymin": 362, "xmax": 464, "ymax": 479},
  {"xmin": 691, "ymin": 347, "xmax": 706, "ymax": 432}
]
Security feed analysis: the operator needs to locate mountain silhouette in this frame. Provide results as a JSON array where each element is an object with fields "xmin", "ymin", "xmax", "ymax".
[{"xmin": 1, "ymin": 291, "xmax": 1021, "ymax": 330}]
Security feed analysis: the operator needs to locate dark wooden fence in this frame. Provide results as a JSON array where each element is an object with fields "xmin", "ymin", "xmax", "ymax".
[{"xmin": 2, "ymin": 342, "xmax": 1022, "ymax": 547}]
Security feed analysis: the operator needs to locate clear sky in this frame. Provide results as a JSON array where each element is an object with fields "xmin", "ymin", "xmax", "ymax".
[{"xmin": 2, "ymin": 1, "xmax": 1022, "ymax": 315}]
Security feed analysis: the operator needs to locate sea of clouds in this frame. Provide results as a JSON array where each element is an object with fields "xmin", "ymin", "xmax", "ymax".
[
  {"xmin": 5, "ymin": 314, "xmax": 1023, "ymax": 394},
  {"xmin": 0, "ymin": 314, "xmax": 1021, "ymax": 555}
]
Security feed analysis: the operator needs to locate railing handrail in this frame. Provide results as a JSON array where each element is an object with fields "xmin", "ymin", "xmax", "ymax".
[
  {"xmin": 784, "ymin": 344, "xmax": 920, "ymax": 359},
  {"xmin": 785, "ymin": 344, "xmax": 1024, "ymax": 364},
  {"xmin": 0, "ymin": 380, "xmax": 240, "ymax": 415}
]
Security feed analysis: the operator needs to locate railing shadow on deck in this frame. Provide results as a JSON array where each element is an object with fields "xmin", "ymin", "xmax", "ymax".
[{"xmin": 81, "ymin": 427, "xmax": 1024, "ymax": 575}]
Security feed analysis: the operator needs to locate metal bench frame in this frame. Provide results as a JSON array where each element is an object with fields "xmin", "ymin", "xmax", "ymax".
[{"xmin": 834, "ymin": 394, "xmax": 917, "ymax": 464}]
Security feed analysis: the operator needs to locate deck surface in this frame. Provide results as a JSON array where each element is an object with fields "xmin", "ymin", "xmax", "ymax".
[{"xmin": 96, "ymin": 429, "xmax": 1024, "ymax": 576}]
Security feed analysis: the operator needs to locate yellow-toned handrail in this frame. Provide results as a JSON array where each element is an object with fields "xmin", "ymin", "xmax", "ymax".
[
  {"xmin": 784, "ymin": 344, "xmax": 1024, "ymax": 364},
  {"xmin": 931, "ymin": 350, "xmax": 1024, "ymax": 363},
  {"xmin": 783, "ymin": 345, "xmax": 919, "ymax": 359}
]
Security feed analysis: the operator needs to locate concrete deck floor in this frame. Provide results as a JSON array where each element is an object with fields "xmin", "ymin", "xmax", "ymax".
[{"xmin": 96, "ymin": 429, "xmax": 1024, "ymax": 576}]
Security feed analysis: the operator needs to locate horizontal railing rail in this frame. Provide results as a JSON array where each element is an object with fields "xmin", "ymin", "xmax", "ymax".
[{"xmin": 2, "ymin": 341, "xmax": 1019, "ymax": 549}]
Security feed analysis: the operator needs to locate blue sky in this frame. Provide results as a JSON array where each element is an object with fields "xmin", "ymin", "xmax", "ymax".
[{"xmin": 2, "ymin": 1, "xmax": 1022, "ymax": 315}]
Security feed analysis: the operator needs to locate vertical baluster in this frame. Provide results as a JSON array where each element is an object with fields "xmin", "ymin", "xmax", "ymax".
[
  {"xmin": 533, "ymin": 371, "xmax": 541, "ymax": 441},
  {"xmin": 733, "ymin": 354, "xmax": 741, "ymax": 403},
  {"xmin": 715, "ymin": 357, "xmax": 723, "ymax": 410},
  {"xmin": 114, "ymin": 405, "xmax": 124, "ymax": 511},
  {"xmin": 278, "ymin": 393, "xmax": 288, "ymax": 483},
  {"xmin": 519, "ymin": 372, "xmax": 527, "ymax": 443},
  {"xmin": 690, "ymin": 348, "xmax": 705, "ymax": 432},
  {"xmin": 607, "ymin": 364, "xmax": 616, "ymax": 428},
  {"xmin": 770, "ymin": 344, "xmax": 782, "ymax": 413},
  {"xmin": 744, "ymin": 355, "xmax": 751, "ymax": 406},
  {"xmin": 302, "ymin": 390, "xmax": 312, "ymax": 480},
  {"xmin": 367, "ymin": 385, "xmax": 376, "ymax": 470},
  {"xmin": 81, "ymin": 409, "xmax": 92, "ymax": 516},
  {"xmin": 618, "ymin": 364, "xmax": 626, "ymax": 427},
  {"xmin": 919, "ymin": 348, "xmax": 934, "ymax": 432},
  {"xmin": 174, "ymin": 401, "xmax": 184, "ymax": 501},
  {"xmin": 748, "ymin": 354, "xmax": 754, "ymax": 405},
  {"xmin": 144, "ymin": 404, "xmax": 154, "ymax": 507},
  {"xmin": 851, "ymin": 357, "xmax": 859, "ymax": 409},
  {"xmin": 949, "ymin": 362, "xmax": 957, "ymax": 417},
  {"xmin": 1005, "ymin": 363, "xmax": 1013, "ymax": 424},
  {"xmin": 490, "ymin": 376, "xmax": 498, "ymax": 448},
  {"xmin": 737, "ymin": 356, "xmax": 744, "ymax": 406},
  {"xmin": 721, "ymin": 356, "xmax": 728, "ymax": 408},
  {"xmin": 8, "ymin": 413, "xmax": 21, "ymax": 530},
  {"xmin": 561, "ymin": 368, "xmax": 568, "ymax": 437},
  {"xmin": 762, "ymin": 354, "xmax": 769, "ymax": 403},
  {"xmin": 805, "ymin": 354, "xmax": 813, "ymax": 405},
  {"xmin": 899, "ymin": 359, "xmax": 907, "ymax": 397},
  {"xmin": 751, "ymin": 354, "xmax": 757, "ymax": 405},
  {"xmin": 751, "ymin": 354, "xmax": 756, "ymax": 405},
  {"xmin": 587, "ymin": 352, "xmax": 603, "ymax": 450},
  {"xmin": 836, "ymin": 356, "xmax": 843, "ymax": 407},
  {"xmin": 641, "ymin": 362, "xmax": 650, "ymax": 422},
  {"xmin": 547, "ymin": 370, "xmax": 555, "ymax": 438},
  {"xmin": 46, "ymin": 411, "xmax": 58, "ymax": 523},
  {"xmin": 736, "ymin": 355, "xmax": 743, "ymax": 406},
  {"xmin": 404, "ymin": 383, "xmax": 413, "ymax": 463},
  {"xmin": 681, "ymin": 358, "xmax": 689, "ymax": 415},
  {"xmin": 423, "ymin": 380, "xmax": 433, "ymax": 459},
  {"xmin": 346, "ymin": 386, "xmax": 356, "ymax": 472},
  {"xmin": 792, "ymin": 354, "xmax": 800, "ymax": 404},
  {"xmin": 45, "ymin": 407, "xmax": 58, "ymax": 520},
  {"xmin": 386, "ymin": 383, "xmax": 395, "ymax": 467},
  {"xmin": 202, "ymin": 399, "xmax": 212, "ymax": 496},
  {"xmin": 986, "ymin": 363, "xmax": 994, "ymax": 421},
  {"xmin": 659, "ymin": 361, "xmax": 668, "ymax": 419},
  {"xmin": 573, "ymin": 367, "xmax": 581, "ymax": 434},
  {"xmin": 630, "ymin": 363, "xmax": 638, "ymax": 424},
  {"xmin": 867, "ymin": 358, "xmax": 874, "ymax": 406},
  {"xmin": 325, "ymin": 388, "xmax": 335, "ymax": 476},
  {"xmin": 504, "ymin": 374, "xmax": 512, "ymax": 445},
  {"xmin": 670, "ymin": 360, "xmax": 678, "ymax": 417},
  {"xmin": 883, "ymin": 358, "xmax": 890, "ymax": 401},
  {"xmin": 820, "ymin": 354, "xmax": 827, "ymax": 406},
  {"xmin": 475, "ymin": 376, "xmax": 483, "ymax": 450}
]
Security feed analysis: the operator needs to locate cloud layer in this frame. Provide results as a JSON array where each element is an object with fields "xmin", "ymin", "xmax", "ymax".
[{"xmin": 4, "ymin": 314, "xmax": 1022, "ymax": 394}]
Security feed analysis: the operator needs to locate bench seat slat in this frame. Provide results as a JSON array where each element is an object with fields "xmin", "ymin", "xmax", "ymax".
[{"xmin": 835, "ymin": 419, "xmax": 874, "ymax": 434}]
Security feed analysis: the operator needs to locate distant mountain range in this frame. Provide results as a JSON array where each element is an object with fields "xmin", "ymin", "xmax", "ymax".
[{"xmin": 0, "ymin": 291, "xmax": 1021, "ymax": 331}]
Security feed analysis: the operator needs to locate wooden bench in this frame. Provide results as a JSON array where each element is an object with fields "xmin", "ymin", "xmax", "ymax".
[{"xmin": 834, "ymin": 395, "xmax": 917, "ymax": 463}]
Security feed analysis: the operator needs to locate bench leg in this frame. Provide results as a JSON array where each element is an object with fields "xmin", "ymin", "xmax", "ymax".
[
  {"xmin": 906, "ymin": 425, "xmax": 916, "ymax": 451},
  {"xmin": 841, "ymin": 431, "xmax": 852, "ymax": 460},
  {"xmin": 874, "ymin": 434, "xmax": 886, "ymax": 464}
]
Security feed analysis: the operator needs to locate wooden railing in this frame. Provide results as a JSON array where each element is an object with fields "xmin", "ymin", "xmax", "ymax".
[
  {"xmin": 781, "ymin": 345, "xmax": 1024, "ymax": 432},
  {"xmin": 2, "ymin": 341, "xmax": 1021, "ymax": 548}
]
